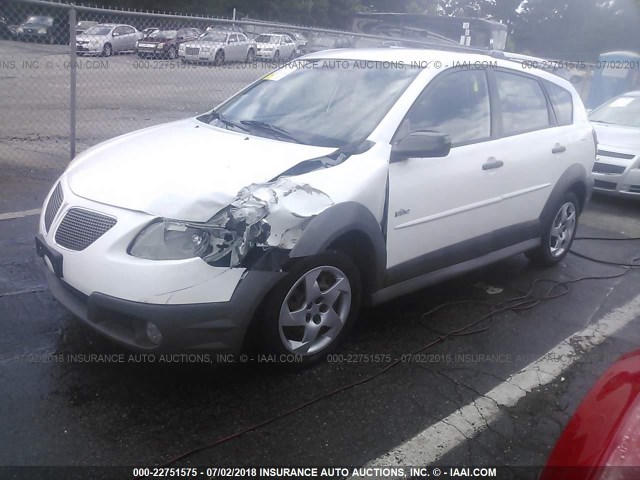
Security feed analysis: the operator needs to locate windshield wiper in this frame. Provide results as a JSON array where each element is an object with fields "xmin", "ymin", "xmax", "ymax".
[
  {"xmin": 240, "ymin": 120, "xmax": 303, "ymax": 144},
  {"xmin": 208, "ymin": 112, "xmax": 250, "ymax": 132}
]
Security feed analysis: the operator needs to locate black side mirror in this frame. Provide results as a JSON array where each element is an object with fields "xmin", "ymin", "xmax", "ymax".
[{"xmin": 390, "ymin": 131, "xmax": 451, "ymax": 162}]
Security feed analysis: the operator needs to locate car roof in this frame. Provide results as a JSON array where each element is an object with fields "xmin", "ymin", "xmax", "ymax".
[
  {"xmin": 304, "ymin": 47, "xmax": 495, "ymax": 64},
  {"xmin": 301, "ymin": 47, "xmax": 578, "ymax": 88}
]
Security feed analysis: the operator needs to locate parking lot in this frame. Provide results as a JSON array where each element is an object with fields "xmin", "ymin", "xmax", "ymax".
[{"xmin": 2, "ymin": 32, "xmax": 640, "ymax": 478}]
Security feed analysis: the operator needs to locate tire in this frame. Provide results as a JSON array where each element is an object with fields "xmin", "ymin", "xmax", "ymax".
[
  {"xmin": 167, "ymin": 47, "xmax": 177, "ymax": 60},
  {"xmin": 102, "ymin": 43, "xmax": 112, "ymax": 57},
  {"xmin": 245, "ymin": 48, "xmax": 255, "ymax": 63},
  {"xmin": 213, "ymin": 49, "xmax": 225, "ymax": 66},
  {"xmin": 526, "ymin": 192, "xmax": 580, "ymax": 266},
  {"xmin": 259, "ymin": 251, "xmax": 362, "ymax": 367},
  {"xmin": 273, "ymin": 50, "xmax": 280, "ymax": 62}
]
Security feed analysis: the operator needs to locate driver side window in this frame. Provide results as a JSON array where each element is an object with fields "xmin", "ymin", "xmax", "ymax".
[{"xmin": 404, "ymin": 69, "xmax": 491, "ymax": 146}]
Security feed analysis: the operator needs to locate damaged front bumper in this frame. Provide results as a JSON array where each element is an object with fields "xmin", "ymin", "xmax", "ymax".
[{"xmin": 44, "ymin": 263, "xmax": 285, "ymax": 353}]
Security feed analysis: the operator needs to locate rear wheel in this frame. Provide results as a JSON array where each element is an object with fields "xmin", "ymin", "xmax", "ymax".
[
  {"xmin": 260, "ymin": 251, "xmax": 361, "ymax": 367},
  {"xmin": 273, "ymin": 50, "xmax": 280, "ymax": 62},
  {"xmin": 526, "ymin": 192, "xmax": 579, "ymax": 266},
  {"xmin": 245, "ymin": 48, "xmax": 255, "ymax": 63}
]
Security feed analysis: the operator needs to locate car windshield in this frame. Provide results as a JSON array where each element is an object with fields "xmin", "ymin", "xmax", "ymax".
[
  {"xmin": 209, "ymin": 59, "xmax": 421, "ymax": 147},
  {"xmin": 26, "ymin": 16, "xmax": 52, "ymax": 26},
  {"xmin": 201, "ymin": 32, "xmax": 227, "ymax": 42},
  {"xmin": 84, "ymin": 26, "xmax": 113, "ymax": 36},
  {"xmin": 256, "ymin": 35, "xmax": 280, "ymax": 43},
  {"xmin": 149, "ymin": 30, "xmax": 177, "ymax": 39},
  {"xmin": 590, "ymin": 95, "xmax": 640, "ymax": 128}
]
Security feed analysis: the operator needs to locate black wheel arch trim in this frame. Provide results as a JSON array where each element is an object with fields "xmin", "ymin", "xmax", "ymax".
[
  {"xmin": 288, "ymin": 202, "xmax": 387, "ymax": 295},
  {"xmin": 540, "ymin": 163, "xmax": 592, "ymax": 223}
]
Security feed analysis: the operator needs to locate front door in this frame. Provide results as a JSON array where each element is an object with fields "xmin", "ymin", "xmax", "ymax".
[{"xmin": 386, "ymin": 68, "xmax": 504, "ymax": 279}]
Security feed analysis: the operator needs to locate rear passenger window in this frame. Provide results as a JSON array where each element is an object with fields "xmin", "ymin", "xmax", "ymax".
[
  {"xmin": 495, "ymin": 71, "xmax": 550, "ymax": 135},
  {"xmin": 544, "ymin": 81, "xmax": 573, "ymax": 125},
  {"xmin": 404, "ymin": 69, "xmax": 491, "ymax": 146}
]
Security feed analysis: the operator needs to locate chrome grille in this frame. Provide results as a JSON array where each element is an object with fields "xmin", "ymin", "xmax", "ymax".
[
  {"xmin": 55, "ymin": 208, "xmax": 117, "ymax": 251},
  {"xmin": 44, "ymin": 182, "xmax": 64, "ymax": 233},
  {"xmin": 592, "ymin": 162, "xmax": 626, "ymax": 175},
  {"xmin": 185, "ymin": 47, "xmax": 199, "ymax": 55}
]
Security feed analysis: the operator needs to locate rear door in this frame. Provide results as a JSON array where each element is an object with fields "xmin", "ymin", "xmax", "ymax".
[
  {"xmin": 487, "ymin": 69, "xmax": 571, "ymax": 232},
  {"xmin": 124, "ymin": 26, "xmax": 137, "ymax": 50},
  {"xmin": 111, "ymin": 26, "xmax": 127, "ymax": 52},
  {"xmin": 227, "ymin": 34, "xmax": 242, "ymax": 61}
]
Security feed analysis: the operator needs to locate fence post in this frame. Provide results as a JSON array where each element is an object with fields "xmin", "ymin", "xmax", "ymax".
[{"xmin": 69, "ymin": 6, "xmax": 77, "ymax": 160}]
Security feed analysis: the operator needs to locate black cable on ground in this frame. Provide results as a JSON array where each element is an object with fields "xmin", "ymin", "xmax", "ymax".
[{"xmin": 163, "ymin": 236, "xmax": 640, "ymax": 466}]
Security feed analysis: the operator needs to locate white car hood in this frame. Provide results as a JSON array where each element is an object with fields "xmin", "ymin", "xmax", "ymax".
[
  {"xmin": 66, "ymin": 118, "xmax": 334, "ymax": 222},
  {"xmin": 592, "ymin": 122, "xmax": 640, "ymax": 154}
]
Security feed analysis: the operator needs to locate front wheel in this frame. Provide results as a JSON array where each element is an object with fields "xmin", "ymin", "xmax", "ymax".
[
  {"xmin": 102, "ymin": 43, "xmax": 112, "ymax": 57},
  {"xmin": 259, "ymin": 251, "xmax": 361, "ymax": 367},
  {"xmin": 213, "ymin": 49, "xmax": 225, "ymax": 66},
  {"xmin": 526, "ymin": 192, "xmax": 579, "ymax": 266},
  {"xmin": 167, "ymin": 47, "xmax": 177, "ymax": 60},
  {"xmin": 245, "ymin": 48, "xmax": 255, "ymax": 63}
]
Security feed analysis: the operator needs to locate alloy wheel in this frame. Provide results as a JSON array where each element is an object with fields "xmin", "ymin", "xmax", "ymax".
[
  {"xmin": 278, "ymin": 266, "xmax": 352, "ymax": 356},
  {"xmin": 549, "ymin": 202, "xmax": 576, "ymax": 257}
]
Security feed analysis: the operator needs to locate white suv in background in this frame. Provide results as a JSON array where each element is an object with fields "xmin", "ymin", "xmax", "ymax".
[{"xmin": 37, "ymin": 48, "xmax": 595, "ymax": 366}]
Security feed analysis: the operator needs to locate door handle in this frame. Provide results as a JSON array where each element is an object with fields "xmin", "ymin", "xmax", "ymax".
[
  {"xmin": 482, "ymin": 159, "xmax": 504, "ymax": 170},
  {"xmin": 552, "ymin": 144, "xmax": 567, "ymax": 154}
]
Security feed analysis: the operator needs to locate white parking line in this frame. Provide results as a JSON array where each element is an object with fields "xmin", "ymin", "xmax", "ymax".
[
  {"xmin": 363, "ymin": 293, "xmax": 640, "ymax": 473},
  {"xmin": 0, "ymin": 209, "xmax": 40, "ymax": 221}
]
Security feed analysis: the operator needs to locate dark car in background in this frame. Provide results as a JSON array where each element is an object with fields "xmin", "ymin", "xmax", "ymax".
[
  {"xmin": 141, "ymin": 27, "xmax": 159, "ymax": 38},
  {"xmin": 136, "ymin": 28, "xmax": 202, "ymax": 59},
  {"xmin": 0, "ymin": 16, "xmax": 16, "ymax": 40},
  {"xmin": 15, "ymin": 15, "xmax": 68, "ymax": 44}
]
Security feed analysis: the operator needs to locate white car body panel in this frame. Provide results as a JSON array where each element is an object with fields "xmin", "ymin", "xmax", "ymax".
[
  {"xmin": 37, "ymin": 47, "xmax": 596, "ymax": 353},
  {"xmin": 39, "ymin": 178, "xmax": 245, "ymax": 304},
  {"xmin": 66, "ymin": 118, "xmax": 334, "ymax": 221}
]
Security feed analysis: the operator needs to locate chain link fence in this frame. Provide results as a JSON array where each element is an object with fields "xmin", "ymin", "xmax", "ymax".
[
  {"xmin": 0, "ymin": 0, "xmax": 467, "ymax": 176},
  {"xmin": 1, "ymin": 0, "xmax": 605, "ymax": 184}
]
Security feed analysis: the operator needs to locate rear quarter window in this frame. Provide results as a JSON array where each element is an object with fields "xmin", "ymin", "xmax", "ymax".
[{"xmin": 544, "ymin": 81, "xmax": 574, "ymax": 126}]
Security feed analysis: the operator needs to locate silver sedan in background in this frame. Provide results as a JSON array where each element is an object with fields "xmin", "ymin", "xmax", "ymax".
[
  {"xmin": 76, "ymin": 24, "xmax": 142, "ymax": 57},
  {"xmin": 179, "ymin": 31, "xmax": 256, "ymax": 65},
  {"xmin": 590, "ymin": 91, "xmax": 640, "ymax": 199}
]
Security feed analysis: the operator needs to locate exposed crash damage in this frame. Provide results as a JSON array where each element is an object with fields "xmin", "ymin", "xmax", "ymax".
[{"xmin": 130, "ymin": 178, "xmax": 335, "ymax": 268}]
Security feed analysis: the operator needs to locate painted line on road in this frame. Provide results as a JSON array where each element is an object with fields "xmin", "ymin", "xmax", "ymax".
[
  {"xmin": 0, "ymin": 209, "xmax": 40, "ymax": 221},
  {"xmin": 362, "ymin": 293, "xmax": 640, "ymax": 473}
]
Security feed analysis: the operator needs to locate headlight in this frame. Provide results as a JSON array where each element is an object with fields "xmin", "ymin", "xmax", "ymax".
[
  {"xmin": 157, "ymin": 42, "xmax": 164, "ymax": 49},
  {"xmin": 38, "ymin": 28, "xmax": 47, "ymax": 34},
  {"xmin": 17, "ymin": 27, "xmax": 24, "ymax": 33},
  {"xmin": 129, "ymin": 221, "xmax": 211, "ymax": 260},
  {"xmin": 130, "ymin": 202, "xmax": 270, "ymax": 266}
]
